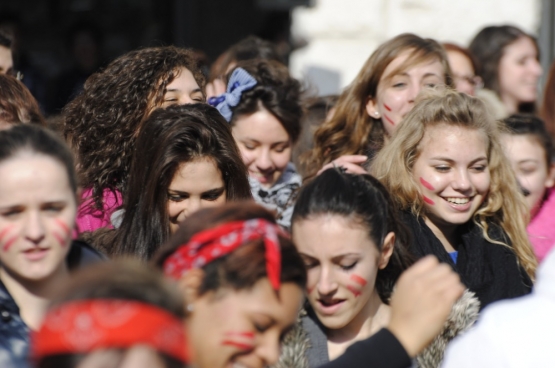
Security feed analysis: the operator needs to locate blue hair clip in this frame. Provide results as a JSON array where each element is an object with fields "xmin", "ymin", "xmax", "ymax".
[{"xmin": 208, "ymin": 68, "xmax": 257, "ymax": 122}]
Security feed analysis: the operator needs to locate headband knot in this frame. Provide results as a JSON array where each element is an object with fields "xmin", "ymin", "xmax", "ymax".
[
  {"xmin": 208, "ymin": 68, "xmax": 257, "ymax": 122},
  {"xmin": 163, "ymin": 219, "xmax": 284, "ymax": 290}
]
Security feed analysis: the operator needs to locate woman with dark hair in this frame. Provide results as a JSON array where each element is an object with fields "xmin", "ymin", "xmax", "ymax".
[
  {"xmin": 278, "ymin": 169, "xmax": 476, "ymax": 367},
  {"xmin": 502, "ymin": 114, "xmax": 555, "ymax": 262},
  {"xmin": 0, "ymin": 125, "xmax": 102, "ymax": 368},
  {"xmin": 153, "ymin": 202, "xmax": 307, "ymax": 368},
  {"xmin": 0, "ymin": 73, "xmax": 45, "ymax": 129},
  {"xmin": 88, "ymin": 104, "xmax": 252, "ymax": 260},
  {"xmin": 64, "ymin": 46, "xmax": 206, "ymax": 234},
  {"xmin": 469, "ymin": 25, "xmax": 542, "ymax": 118},
  {"xmin": 33, "ymin": 261, "xmax": 189, "ymax": 368},
  {"xmin": 303, "ymin": 33, "xmax": 453, "ymax": 178},
  {"xmin": 209, "ymin": 59, "xmax": 303, "ymax": 229}
]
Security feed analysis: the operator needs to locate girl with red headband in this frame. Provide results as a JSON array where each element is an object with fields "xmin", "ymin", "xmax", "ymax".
[
  {"xmin": 32, "ymin": 261, "xmax": 189, "ymax": 368},
  {"xmin": 153, "ymin": 202, "xmax": 307, "ymax": 368},
  {"xmin": 0, "ymin": 125, "xmax": 103, "ymax": 368}
]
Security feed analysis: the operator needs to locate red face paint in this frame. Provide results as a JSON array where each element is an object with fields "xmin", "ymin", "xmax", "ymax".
[
  {"xmin": 419, "ymin": 177, "xmax": 435, "ymax": 191},
  {"xmin": 2, "ymin": 236, "xmax": 18, "ymax": 252},
  {"xmin": 222, "ymin": 340, "xmax": 255, "ymax": 350},
  {"xmin": 307, "ymin": 285, "xmax": 315, "ymax": 294},
  {"xmin": 52, "ymin": 232, "xmax": 66, "ymax": 247},
  {"xmin": 384, "ymin": 114, "xmax": 395, "ymax": 126},
  {"xmin": 383, "ymin": 103, "xmax": 392, "ymax": 112},
  {"xmin": 423, "ymin": 196, "xmax": 435, "ymax": 205},
  {"xmin": 346, "ymin": 285, "xmax": 362, "ymax": 297},
  {"xmin": 54, "ymin": 219, "xmax": 70, "ymax": 236},
  {"xmin": 0, "ymin": 226, "xmax": 14, "ymax": 242},
  {"xmin": 350, "ymin": 274, "xmax": 367, "ymax": 287},
  {"xmin": 224, "ymin": 331, "xmax": 255, "ymax": 339}
]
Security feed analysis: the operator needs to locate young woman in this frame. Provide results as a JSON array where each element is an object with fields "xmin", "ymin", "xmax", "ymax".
[
  {"xmin": 372, "ymin": 89, "xmax": 537, "ymax": 309},
  {"xmin": 277, "ymin": 168, "xmax": 477, "ymax": 368},
  {"xmin": 33, "ymin": 261, "xmax": 189, "ymax": 368},
  {"xmin": 0, "ymin": 125, "xmax": 103, "ymax": 368},
  {"xmin": 303, "ymin": 33, "xmax": 454, "ymax": 178},
  {"xmin": 443, "ymin": 43, "xmax": 482, "ymax": 96},
  {"xmin": 86, "ymin": 104, "xmax": 252, "ymax": 260},
  {"xmin": 63, "ymin": 46, "xmax": 206, "ymax": 234},
  {"xmin": 153, "ymin": 202, "xmax": 307, "ymax": 368},
  {"xmin": 209, "ymin": 60, "xmax": 303, "ymax": 229},
  {"xmin": 0, "ymin": 73, "xmax": 45, "ymax": 129},
  {"xmin": 502, "ymin": 114, "xmax": 555, "ymax": 262},
  {"xmin": 469, "ymin": 25, "xmax": 542, "ymax": 118}
]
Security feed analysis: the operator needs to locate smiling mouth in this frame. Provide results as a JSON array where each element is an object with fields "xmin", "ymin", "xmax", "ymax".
[
  {"xmin": 318, "ymin": 298, "xmax": 345, "ymax": 307},
  {"xmin": 443, "ymin": 197, "xmax": 472, "ymax": 205}
]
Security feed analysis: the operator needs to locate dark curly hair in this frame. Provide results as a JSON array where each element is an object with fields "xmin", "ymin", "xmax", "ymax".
[
  {"xmin": 63, "ymin": 46, "xmax": 206, "ymax": 211},
  {"xmin": 227, "ymin": 59, "xmax": 303, "ymax": 143},
  {"xmin": 96, "ymin": 104, "xmax": 252, "ymax": 260}
]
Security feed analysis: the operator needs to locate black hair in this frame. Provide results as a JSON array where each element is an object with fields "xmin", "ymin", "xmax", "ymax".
[
  {"xmin": 503, "ymin": 114, "xmax": 555, "ymax": 165},
  {"xmin": 291, "ymin": 168, "xmax": 414, "ymax": 302}
]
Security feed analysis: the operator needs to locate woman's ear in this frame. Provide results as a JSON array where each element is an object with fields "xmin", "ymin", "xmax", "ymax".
[
  {"xmin": 177, "ymin": 268, "xmax": 205, "ymax": 305},
  {"xmin": 365, "ymin": 96, "xmax": 380, "ymax": 119},
  {"xmin": 546, "ymin": 162, "xmax": 555, "ymax": 188},
  {"xmin": 378, "ymin": 232, "xmax": 395, "ymax": 270}
]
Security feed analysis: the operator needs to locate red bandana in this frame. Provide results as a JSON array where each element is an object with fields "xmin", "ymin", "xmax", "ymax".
[
  {"xmin": 163, "ymin": 219, "xmax": 284, "ymax": 290},
  {"xmin": 32, "ymin": 299, "xmax": 188, "ymax": 363}
]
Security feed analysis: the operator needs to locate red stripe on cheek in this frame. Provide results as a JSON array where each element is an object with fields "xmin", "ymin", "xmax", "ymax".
[
  {"xmin": 384, "ymin": 114, "xmax": 395, "ymax": 126},
  {"xmin": 222, "ymin": 340, "xmax": 254, "ymax": 350},
  {"xmin": 54, "ymin": 219, "xmax": 70, "ymax": 236},
  {"xmin": 307, "ymin": 285, "xmax": 315, "ymax": 294},
  {"xmin": 350, "ymin": 274, "xmax": 367, "ymax": 286},
  {"xmin": 53, "ymin": 232, "xmax": 67, "ymax": 247},
  {"xmin": 423, "ymin": 196, "xmax": 435, "ymax": 205},
  {"xmin": 346, "ymin": 285, "xmax": 362, "ymax": 297},
  {"xmin": 224, "ymin": 332, "xmax": 255, "ymax": 339},
  {"xmin": 419, "ymin": 177, "xmax": 435, "ymax": 191},
  {"xmin": 2, "ymin": 236, "xmax": 18, "ymax": 252},
  {"xmin": 383, "ymin": 104, "xmax": 392, "ymax": 111},
  {"xmin": 0, "ymin": 226, "xmax": 15, "ymax": 242}
]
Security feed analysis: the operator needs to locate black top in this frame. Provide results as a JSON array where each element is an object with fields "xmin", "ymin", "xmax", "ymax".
[
  {"xmin": 319, "ymin": 328, "xmax": 411, "ymax": 368},
  {"xmin": 402, "ymin": 212, "xmax": 532, "ymax": 310}
]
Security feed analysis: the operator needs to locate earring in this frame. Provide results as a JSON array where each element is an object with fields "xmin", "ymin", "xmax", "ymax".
[
  {"xmin": 374, "ymin": 111, "xmax": 379, "ymax": 117},
  {"xmin": 186, "ymin": 304, "xmax": 194, "ymax": 313}
]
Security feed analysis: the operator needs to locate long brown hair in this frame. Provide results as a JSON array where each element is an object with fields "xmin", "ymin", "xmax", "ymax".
[
  {"xmin": 63, "ymin": 46, "xmax": 205, "ymax": 211},
  {"xmin": 0, "ymin": 74, "xmax": 45, "ymax": 127},
  {"xmin": 302, "ymin": 33, "xmax": 453, "ymax": 178},
  {"xmin": 372, "ymin": 89, "xmax": 537, "ymax": 279}
]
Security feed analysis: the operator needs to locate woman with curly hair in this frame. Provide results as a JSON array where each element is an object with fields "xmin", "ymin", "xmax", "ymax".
[
  {"xmin": 0, "ymin": 73, "xmax": 45, "ymax": 129},
  {"xmin": 209, "ymin": 59, "xmax": 303, "ymax": 229},
  {"xmin": 63, "ymin": 46, "xmax": 206, "ymax": 234},
  {"xmin": 87, "ymin": 104, "xmax": 252, "ymax": 260},
  {"xmin": 302, "ymin": 33, "xmax": 453, "ymax": 178},
  {"xmin": 372, "ymin": 89, "xmax": 536, "ymax": 310}
]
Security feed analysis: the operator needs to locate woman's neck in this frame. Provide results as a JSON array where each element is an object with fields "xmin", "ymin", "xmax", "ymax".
[
  {"xmin": 423, "ymin": 217, "xmax": 459, "ymax": 252},
  {"xmin": 326, "ymin": 289, "xmax": 390, "ymax": 350},
  {"xmin": 0, "ymin": 264, "xmax": 70, "ymax": 330},
  {"xmin": 500, "ymin": 93, "xmax": 519, "ymax": 115}
]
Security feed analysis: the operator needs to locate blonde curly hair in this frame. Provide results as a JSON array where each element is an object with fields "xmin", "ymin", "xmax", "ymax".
[{"xmin": 372, "ymin": 88, "xmax": 537, "ymax": 279}]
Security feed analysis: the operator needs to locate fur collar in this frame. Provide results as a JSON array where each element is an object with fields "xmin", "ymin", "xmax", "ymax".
[{"xmin": 273, "ymin": 290, "xmax": 480, "ymax": 368}]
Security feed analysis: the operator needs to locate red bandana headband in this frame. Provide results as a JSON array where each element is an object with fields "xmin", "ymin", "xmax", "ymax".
[
  {"xmin": 163, "ymin": 219, "xmax": 284, "ymax": 290},
  {"xmin": 32, "ymin": 299, "xmax": 188, "ymax": 363}
]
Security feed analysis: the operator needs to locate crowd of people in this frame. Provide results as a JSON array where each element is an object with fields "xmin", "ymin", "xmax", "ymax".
[{"xmin": 0, "ymin": 21, "xmax": 553, "ymax": 368}]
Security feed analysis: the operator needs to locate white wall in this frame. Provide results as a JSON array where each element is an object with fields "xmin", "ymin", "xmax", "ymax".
[{"xmin": 290, "ymin": 0, "xmax": 542, "ymax": 95}]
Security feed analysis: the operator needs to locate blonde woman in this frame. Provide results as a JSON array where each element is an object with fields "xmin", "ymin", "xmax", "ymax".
[{"xmin": 372, "ymin": 89, "xmax": 536, "ymax": 309}]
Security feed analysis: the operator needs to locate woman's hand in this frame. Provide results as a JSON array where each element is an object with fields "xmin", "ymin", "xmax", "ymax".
[
  {"xmin": 388, "ymin": 256, "xmax": 465, "ymax": 357},
  {"xmin": 317, "ymin": 155, "xmax": 368, "ymax": 175}
]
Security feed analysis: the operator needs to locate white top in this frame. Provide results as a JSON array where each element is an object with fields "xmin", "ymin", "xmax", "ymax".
[{"xmin": 441, "ymin": 249, "xmax": 555, "ymax": 368}]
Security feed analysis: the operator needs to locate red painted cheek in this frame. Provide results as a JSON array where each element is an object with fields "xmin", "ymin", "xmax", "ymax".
[
  {"xmin": 350, "ymin": 274, "xmax": 367, "ymax": 287},
  {"xmin": 2, "ymin": 236, "xmax": 18, "ymax": 252},
  {"xmin": 307, "ymin": 285, "xmax": 315, "ymax": 294},
  {"xmin": 225, "ymin": 331, "xmax": 255, "ymax": 339},
  {"xmin": 383, "ymin": 103, "xmax": 392, "ymax": 112},
  {"xmin": 52, "ymin": 232, "xmax": 67, "ymax": 247},
  {"xmin": 221, "ymin": 340, "xmax": 255, "ymax": 350},
  {"xmin": 0, "ymin": 226, "xmax": 14, "ymax": 242},
  {"xmin": 346, "ymin": 285, "xmax": 362, "ymax": 297},
  {"xmin": 384, "ymin": 114, "xmax": 395, "ymax": 126},
  {"xmin": 419, "ymin": 177, "xmax": 435, "ymax": 191},
  {"xmin": 423, "ymin": 196, "xmax": 435, "ymax": 205},
  {"xmin": 54, "ymin": 219, "xmax": 70, "ymax": 236}
]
